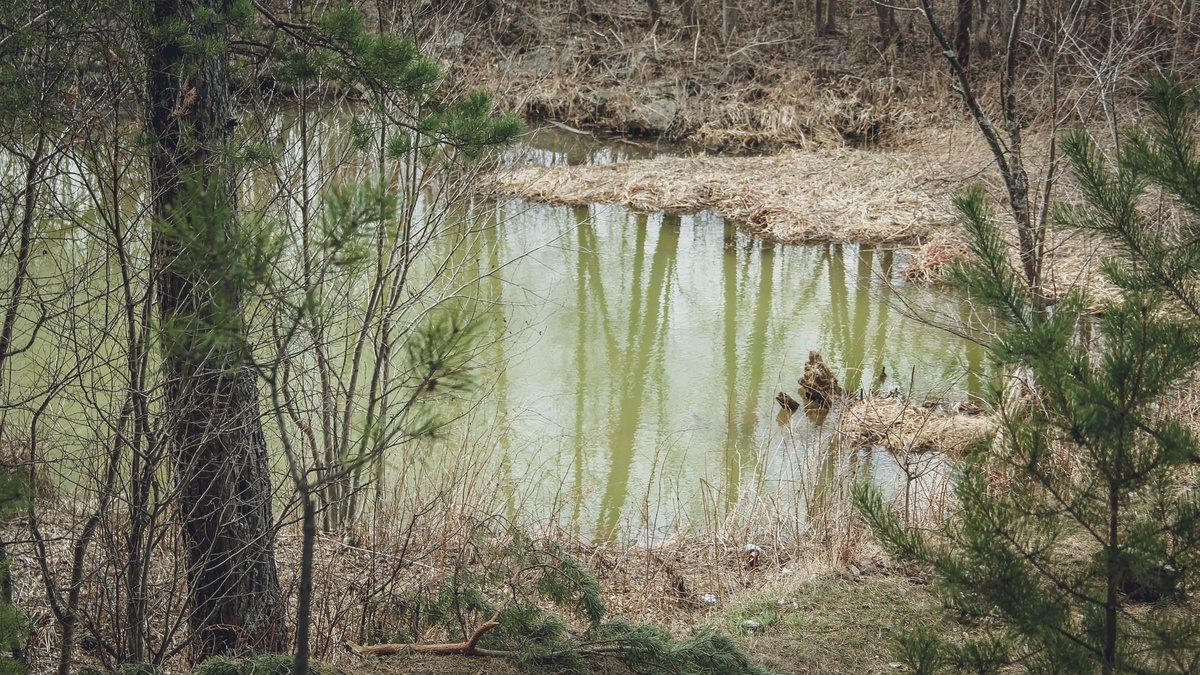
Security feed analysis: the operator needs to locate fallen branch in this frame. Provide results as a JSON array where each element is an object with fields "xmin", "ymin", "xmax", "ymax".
[{"xmin": 346, "ymin": 612, "xmax": 501, "ymax": 656}]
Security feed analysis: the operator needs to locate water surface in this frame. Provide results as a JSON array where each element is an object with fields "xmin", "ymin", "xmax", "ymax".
[
  {"xmin": 1, "ymin": 124, "xmax": 984, "ymax": 540},
  {"xmin": 423, "ymin": 131, "xmax": 986, "ymax": 537}
]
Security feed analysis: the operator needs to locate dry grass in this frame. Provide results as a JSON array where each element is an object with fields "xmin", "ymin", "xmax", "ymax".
[
  {"xmin": 436, "ymin": 0, "xmax": 1190, "ymax": 155},
  {"xmin": 483, "ymin": 147, "xmax": 962, "ymax": 244},
  {"xmin": 902, "ymin": 237, "xmax": 970, "ymax": 283},
  {"xmin": 441, "ymin": 0, "xmax": 1006, "ymax": 153},
  {"xmin": 839, "ymin": 395, "xmax": 993, "ymax": 457}
]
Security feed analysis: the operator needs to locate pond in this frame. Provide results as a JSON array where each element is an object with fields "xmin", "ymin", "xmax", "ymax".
[
  {"xmin": 0, "ymin": 124, "xmax": 985, "ymax": 542},
  {"xmin": 409, "ymin": 127, "xmax": 987, "ymax": 540}
]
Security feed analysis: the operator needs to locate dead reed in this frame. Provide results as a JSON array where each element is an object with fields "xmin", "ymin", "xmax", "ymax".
[{"xmin": 482, "ymin": 147, "xmax": 961, "ymax": 245}]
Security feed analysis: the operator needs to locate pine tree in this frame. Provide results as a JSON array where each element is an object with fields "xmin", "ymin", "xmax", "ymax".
[
  {"xmin": 855, "ymin": 75, "xmax": 1200, "ymax": 674},
  {"xmin": 144, "ymin": 0, "xmax": 521, "ymax": 662}
]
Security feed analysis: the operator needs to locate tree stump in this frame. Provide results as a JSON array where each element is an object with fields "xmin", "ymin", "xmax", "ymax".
[{"xmin": 799, "ymin": 351, "xmax": 842, "ymax": 407}]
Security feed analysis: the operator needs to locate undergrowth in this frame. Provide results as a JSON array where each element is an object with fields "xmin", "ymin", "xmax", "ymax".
[{"xmin": 367, "ymin": 520, "xmax": 770, "ymax": 674}]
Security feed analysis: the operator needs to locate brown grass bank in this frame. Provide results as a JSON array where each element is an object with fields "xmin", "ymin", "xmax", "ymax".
[
  {"xmin": 485, "ymin": 127, "xmax": 1122, "ymax": 293},
  {"xmin": 482, "ymin": 145, "xmax": 962, "ymax": 244},
  {"xmin": 427, "ymin": 0, "xmax": 1198, "ymax": 152}
]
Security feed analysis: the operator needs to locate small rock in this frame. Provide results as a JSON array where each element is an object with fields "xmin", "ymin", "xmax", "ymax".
[
  {"xmin": 701, "ymin": 593, "xmax": 718, "ymax": 605},
  {"xmin": 629, "ymin": 98, "xmax": 677, "ymax": 133},
  {"xmin": 558, "ymin": 37, "xmax": 584, "ymax": 72},
  {"xmin": 888, "ymin": 663, "xmax": 905, "ymax": 670},
  {"xmin": 741, "ymin": 620, "xmax": 762, "ymax": 631}
]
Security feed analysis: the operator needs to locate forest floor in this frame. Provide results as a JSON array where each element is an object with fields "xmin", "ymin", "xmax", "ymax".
[
  {"xmin": 12, "ymin": 499, "xmax": 954, "ymax": 675},
  {"xmin": 332, "ymin": 573, "xmax": 951, "ymax": 675}
]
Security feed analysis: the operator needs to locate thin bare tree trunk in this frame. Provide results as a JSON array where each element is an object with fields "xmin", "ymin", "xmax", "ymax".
[
  {"xmin": 873, "ymin": 1, "xmax": 900, "ymax": 47},
  {"xmin": 817, "ymin": 0, "xmax": 836, "ymax": 34},
  {"xmin": 956, "ymin": 0, "xmax": 973, "ymax": 71},
  {"xmin": 681, "ymin": 0, "xmax": 698, "ymax": 36},
  {"xmin": 919, "ymin": 0, "xmax": 1043, "ymax": 306},
  {"xmin": 978, "ymin": 0, "xmax": 993, "ymax": 59}
]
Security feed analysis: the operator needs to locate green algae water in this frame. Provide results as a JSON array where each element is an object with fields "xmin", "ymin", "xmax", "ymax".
[
  {"xmin": 387, "ymin": 127, "xmax": 986, "ymax": 540},
  {"xmin": 1, "ymin": 125, "xmax": 985, "ymax": 541},
  {"xmin": 454, "ymin": 196, "xmax": 983, "ymax": 539}
]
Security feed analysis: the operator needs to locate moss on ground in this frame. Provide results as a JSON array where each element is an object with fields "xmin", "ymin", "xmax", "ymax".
[{"xmin": 716, "ymin": 572, "xmax": 953, "ymax": 674}]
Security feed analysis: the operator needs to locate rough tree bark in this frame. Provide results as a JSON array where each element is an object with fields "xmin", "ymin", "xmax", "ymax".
[{"xmin": 145, "ymin": 0, "xmax": 287, "ymax": 659}]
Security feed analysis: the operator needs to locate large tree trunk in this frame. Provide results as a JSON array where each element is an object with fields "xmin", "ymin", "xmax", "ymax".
[{"xmin": 145, "ymin": 0, "xmax": 286, "ymax": 659}]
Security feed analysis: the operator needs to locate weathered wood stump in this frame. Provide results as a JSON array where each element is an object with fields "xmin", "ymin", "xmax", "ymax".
[
  {"xmin": 775, "ymin": 391, "xmax": 801, "ymax": 412},
  {"xmin": 799, "ymin": 351, "xmax": 842, "ymax": 407}
]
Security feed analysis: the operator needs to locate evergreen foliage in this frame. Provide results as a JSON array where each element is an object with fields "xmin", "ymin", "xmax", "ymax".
[
  {"xmin": 855, "ymin": 75, "xmax": 1200, "ymax": 674},
  {"xmin": 194, "ymin": 654, "xmax": 294, "ymax": 675},
  {"xmin": 372, "ymin": 522, "xmax": 769, "ymax": 674},
  {"xmin": 155, "ymin": 171, "xmax": 285, "ymax": 364},
  {"xmin": 269, "ymin": 3, "xmax": 521, "ymax": 165}
]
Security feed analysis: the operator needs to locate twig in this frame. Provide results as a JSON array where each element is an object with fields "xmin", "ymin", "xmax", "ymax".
[
  {"xmin": 545, "ymin": 119, "xmax": 589, "ymax": 135},
  {"xmin": 346, "ymin": 611, "xmax": 501, "ymax": 656},
  {"xmin": 0, "ymin": 9, "xmax": 52, "ymax": 48}
]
